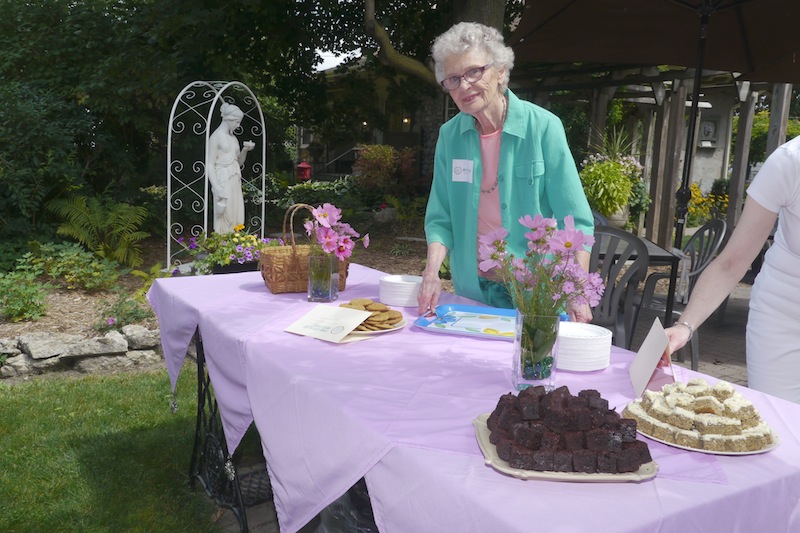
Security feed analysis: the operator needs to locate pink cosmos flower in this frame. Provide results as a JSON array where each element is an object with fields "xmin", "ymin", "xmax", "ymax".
[
  {"xmin": 484, "ymin": 214, "xmax": 605, "ymax": 318},
  {"xmin": 316, "ymin": 226, "xmax": 339, "ymax": 254},
  {"xmin": 312, "ymin": 203, "xmax": 342, "ymax": 228},
  {"xmin": 305, "ymin": 203, "xmax": 369, "ymax": 261}
]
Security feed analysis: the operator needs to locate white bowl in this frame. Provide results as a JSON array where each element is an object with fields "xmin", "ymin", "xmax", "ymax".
[{"xmin": 379, "ymin": 275, "xmax": 422, "ymax": 307}]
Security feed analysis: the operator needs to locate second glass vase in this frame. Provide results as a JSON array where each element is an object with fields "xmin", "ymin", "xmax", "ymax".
[
  {"xmin": 513, "ymin": 312, "xmax": 560, "ymax": 392},
  {"xmin": 307, "ymin": 254, "xmax": 340, "ymax": 303}
]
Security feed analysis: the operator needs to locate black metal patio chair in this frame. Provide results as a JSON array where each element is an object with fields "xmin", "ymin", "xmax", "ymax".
[
  {"xmin": 589, "ymin": 225, "xmax": 650, "ymax": 350},
  {"xmin": 638, "ymin": 218, "xmax": 727, "ymax": 370}
]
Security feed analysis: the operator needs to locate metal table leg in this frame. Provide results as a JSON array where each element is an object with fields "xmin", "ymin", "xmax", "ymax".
[{"xmin": 188, "ymin": 328, "xmax": 272, "ymax": 532}]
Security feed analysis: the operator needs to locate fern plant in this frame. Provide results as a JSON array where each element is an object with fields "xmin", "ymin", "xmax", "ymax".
[{"xmin": 46, "ymin": 195, "xmax": 150, "ymax": 267}]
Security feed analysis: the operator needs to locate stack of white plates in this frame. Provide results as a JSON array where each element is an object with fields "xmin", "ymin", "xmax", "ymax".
[
  {"xmin": 556, "ymin": 322, "xmax": 612, "ymax": 372},
  {"xmin": 379, "ymin": 274, "xmax": 423, "ymax": 307}
]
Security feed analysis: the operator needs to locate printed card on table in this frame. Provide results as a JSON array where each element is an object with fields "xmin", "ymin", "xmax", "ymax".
[
  {"xmin": 285, "ymin": 305, "xmax": 372, "ymax": 343},
  {"xmin": 629, "ymin": 318, "xmax": 675, "ymax": 398}
]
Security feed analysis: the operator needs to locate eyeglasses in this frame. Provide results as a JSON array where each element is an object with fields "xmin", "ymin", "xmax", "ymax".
[{"xmin": 440, "ymin": 63, "xmax": 493, "ymax": 91}]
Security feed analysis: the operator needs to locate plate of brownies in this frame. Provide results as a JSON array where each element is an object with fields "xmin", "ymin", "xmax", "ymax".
[
  {"xmin": 474, "ymin": 386, "xmax": 658, "ymax": 482},
  {"xmin": 622, "ymin": 378, "xmax": 780, "ymax": 456}
]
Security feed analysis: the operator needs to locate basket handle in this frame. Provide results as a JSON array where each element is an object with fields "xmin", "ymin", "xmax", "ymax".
[{"xmin": 281, "ymin": 203, "xmax": 315, "ymax": 251}]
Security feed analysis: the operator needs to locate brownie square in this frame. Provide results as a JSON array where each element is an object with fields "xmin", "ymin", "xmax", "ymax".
[
  {"xmin": 624, "ymin": 440, "xmax": 653, "ymax": 464},
  {"xmin": 596, "ymin": 451, "xmax": 618, "ymax": 473},
  {"xmin": 519, "ymin": 394, "xmax": 541, "ymax": 420},
  {"xmin": 488, "ymin": 402, "xmax": 517, "ymax": 431},
  {"xmin": 586, "ymin": 428, "xmax": 623, "ymax": 452},
  {"xmin": 573, "ymin": 449, "xmax": 597, "ymax": 473},
  {"xmin": 551, "ymin": 385, "xmax": 573, "ymax": 403},
  {"xmin": 589, "ymin": 408, "xmax": 605, "ymax": 428},
  {"xmin": 619, "ymin": 418, "xmax": 638, "ymax": 442},
  {"xmin": 616, "ymin": 441, "xmax": 649, "ymax": 474},
  {"xmin": 561, "ymin": 430, "xmax": 585, "ymax": 451},
  {"xmin": 553, "ymin": 450, "xmax": 575, "ymax": 472},
  {"xmin": 567, "ymin": 395, "xmax": 589, "ymax": 409},
  {"xmin": 486, "ymin": 410, "xmax": 500, "ymax": 432},
  {"xmin": 489, "ymin": 428, "xmax": 510, "ymax": 445},
  {"xmin": 540, "ymin": 430, "xmax": 561, "ymax": 451},
  {"xmin": 567, "ymin": 407, "xmax": 593, "ymax": 431},
  {"xmin": 498, "ymin": 407, "xmax": 522, "ymax": 431},
  {"xmin": 531, "ymin": 450, "xmax": 554, "ymax": 471},
  {"xmin": 518, "ymin": 385, "xmax": 546, "ymax": 402},
  {"xmin": 513, "ymin": 423, "xmax": 543, "ymax": 450},
  {"xmin": 509, "ymin": 443, "xmax": 534, "ymax": 470},
  {"xmin": 579, "ymin": 389, "xmax": 602, "ymax": 399},
  {"xmin": 544, "ymin": 404, "xmax": 569, "ymax": 433},
  {"xmin": 601, "ymin": 410, "xmax": 621, "ymax": 427},
  {"xmin": 496, "ymin": 436, "xmax": 514, "ymax": 462},
  {"xmin": 587, "ymin": 395, "xmax": 610, "ymax": 411},
  {"xmin": 495, "ymin": 392, "xmax": 517, "ymax": 409}
]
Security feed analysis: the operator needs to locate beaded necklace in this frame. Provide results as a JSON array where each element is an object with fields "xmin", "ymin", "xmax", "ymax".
[{"xmin": 479, "ymin": 95, "xmax": 508, "ymax": 194}]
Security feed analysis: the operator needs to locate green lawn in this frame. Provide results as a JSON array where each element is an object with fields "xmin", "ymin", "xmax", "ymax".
[{"xmin": 0, "ymin": 368, "xmax": 224, "ymax": 532}]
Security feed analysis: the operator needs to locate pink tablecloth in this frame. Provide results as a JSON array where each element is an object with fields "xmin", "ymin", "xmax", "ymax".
[{"xmin": 148, "ymin": 265, "xmax": 800, "ymax": 533}]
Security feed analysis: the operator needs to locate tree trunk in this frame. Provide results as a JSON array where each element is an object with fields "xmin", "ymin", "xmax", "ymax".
[
  {"xmin": 364, "ymin": 0, "xmax": 507, "ymax": 88},
  {"xmin": 453, "ymin": 0, "xmax": 505, "ymax": 30}
]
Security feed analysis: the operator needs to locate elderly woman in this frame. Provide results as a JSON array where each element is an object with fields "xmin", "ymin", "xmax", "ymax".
[
  {"xmin": 206, "ymin": 102, "xmax": 255, "ymax": 234},
  {"xmin": 417, "ymin": 22, "xmax": 594, "ymax": 321}
]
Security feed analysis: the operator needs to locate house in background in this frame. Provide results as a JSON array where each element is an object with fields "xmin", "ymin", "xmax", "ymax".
[{"xmin": 297, "ymin": 64, "xmax": 440, "ymax": 181}]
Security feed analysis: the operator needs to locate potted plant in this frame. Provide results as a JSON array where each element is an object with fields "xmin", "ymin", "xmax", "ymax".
[
  {"xmin": 187, "ymin": 225, "xmax": 283, "ymax": 275},
  {"xmin": 579, "ymin": 128, "xmax": 645, "ymax": 228}
]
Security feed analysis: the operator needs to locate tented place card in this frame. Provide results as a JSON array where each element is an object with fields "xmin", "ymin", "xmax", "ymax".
[
  {"xmin": 285, "ymin": 305, "xmax": 372, "ymax": 343},
  {"xmin": 629, "ymin": 318, "xmax": 675, "ymax": 398}
]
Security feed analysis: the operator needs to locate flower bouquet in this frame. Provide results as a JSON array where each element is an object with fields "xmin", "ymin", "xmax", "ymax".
[
  {"xmin": 478, "ymin": 215, "xmax": 604, "ymax": 390},
  {"xmin": 189, "ymin": 224, "xmax": 283, "ymax": 275},
  {"xmin": 259, "ymin": 203, "xmax": 369, "ymax": 296}
]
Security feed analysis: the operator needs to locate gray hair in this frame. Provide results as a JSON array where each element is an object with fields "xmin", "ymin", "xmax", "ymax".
[{"xmin": 431, "ymin": 22, "xmax": 514, "ymax": 91}]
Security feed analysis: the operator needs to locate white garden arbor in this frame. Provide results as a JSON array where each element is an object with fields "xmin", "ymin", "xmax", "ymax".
[{"xmin": 166, "ymin": 81, "xmax": 266, "ymax": 269}]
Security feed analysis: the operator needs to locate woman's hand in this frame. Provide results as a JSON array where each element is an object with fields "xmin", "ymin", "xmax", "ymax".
[
  {"xmin": 418, "ymin": 242, "xmax": 448, "ymax": 315},
  {"xmin": 417, "ymin": 271, "xmax": 442, "ymax": 316},
  {"xmin": 568, "ymin": 301, "xmax": 593, "ymax": 323},
  {"xmin": 665, "ymin": 325, "xmax": 691, "ymax": 354}
]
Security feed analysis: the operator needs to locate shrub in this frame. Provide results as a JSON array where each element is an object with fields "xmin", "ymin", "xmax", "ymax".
[
  {"xmin": 352, "ymin": 144, "xmax": 420, "ymax": 201},
  {"xmin": 0, "ymin": 271, "xmax": 51, "ymax": 322},
  {"xmin": 280, "ymin": 176, "xmax": 360, "ymax": 211},
  {"xmin": 21, "ymin": 242, "xmax": 121, "ymax": 291}
]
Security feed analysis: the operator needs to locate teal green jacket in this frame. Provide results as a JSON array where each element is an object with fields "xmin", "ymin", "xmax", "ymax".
[{"xmin": 425, "ymin": 89, "xmax": 593, "ymax": 306}]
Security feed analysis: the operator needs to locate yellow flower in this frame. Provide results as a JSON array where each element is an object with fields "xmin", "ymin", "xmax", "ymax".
[{"xmin": 233, "ymin": 224, "xmax": 245, "ymax": 232}]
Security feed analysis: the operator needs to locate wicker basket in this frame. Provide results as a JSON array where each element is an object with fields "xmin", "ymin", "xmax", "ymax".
[{"xmin": 259, "ymin": 203, "xmax": 349, "ymax": 294}]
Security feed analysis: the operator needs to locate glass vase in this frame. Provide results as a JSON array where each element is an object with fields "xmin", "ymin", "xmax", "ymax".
[
  {"xmin": 513, "ymin": 312, "xmax": 560, "ymax": 392},
  {"xmin": 307, "ymin": 254, "xmax": 340, "ymax": 303}
]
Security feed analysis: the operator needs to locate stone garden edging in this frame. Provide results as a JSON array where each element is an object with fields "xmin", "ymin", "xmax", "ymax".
[{"xmin": 0, "ymin": 325, "xmax": 163, "ymax": 380}]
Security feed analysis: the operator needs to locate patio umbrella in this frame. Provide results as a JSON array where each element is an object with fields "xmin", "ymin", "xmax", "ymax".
[{"xmin": 510, "ymin": 0, "xmax": 800, "ymax": 246}]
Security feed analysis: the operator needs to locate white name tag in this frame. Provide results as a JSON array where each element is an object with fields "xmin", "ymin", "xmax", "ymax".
[{"xmin": 452, "ymin": 159, "xmax": 473, "ymax": 183}]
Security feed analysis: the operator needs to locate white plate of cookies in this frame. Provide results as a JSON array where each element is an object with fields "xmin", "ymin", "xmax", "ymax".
[{"xmin": 339, "ymin": 298, "xmax": 407, "ymax": 335}]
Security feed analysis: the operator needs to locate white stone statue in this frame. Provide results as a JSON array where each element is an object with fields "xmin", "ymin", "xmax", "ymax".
[{"xmin": 206, "ymin": 102, "xmax": 255, "ymax": 233}]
